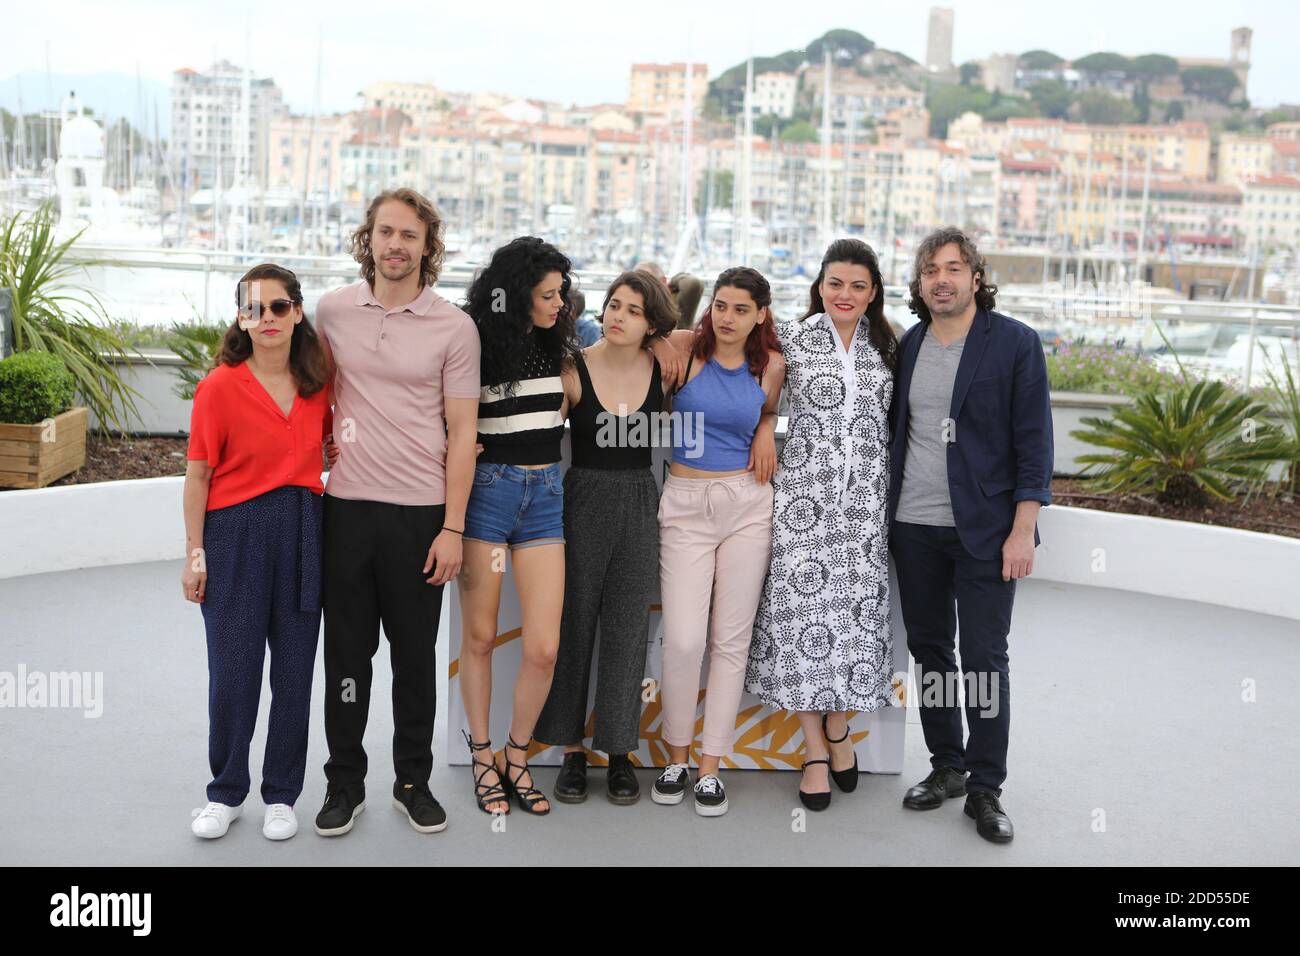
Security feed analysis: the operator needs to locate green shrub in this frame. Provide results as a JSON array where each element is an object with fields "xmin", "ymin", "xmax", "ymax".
[
  {"xmin": 1, "ymin": 199, "xmax": 141, "ymax": 431},
  {"xmin": 0, "ymin": 351, "xmax": 76, "ymax": 424},
  {"xmin": 1072, "ymin": 379, "xmax": 1289, "ymax": 507},
  {"xmin": 101, "ymin": 319, "xmax": 178, "ymax": 351},
  {"xmin": 1046, "ymin": 342, "xmax": 1186, "ymax": 396}
]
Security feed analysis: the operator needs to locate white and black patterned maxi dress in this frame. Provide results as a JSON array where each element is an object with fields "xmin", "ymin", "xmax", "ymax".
[{"xmin": 746, "ymin": 313, "xmax": 895, "ymax": 713}]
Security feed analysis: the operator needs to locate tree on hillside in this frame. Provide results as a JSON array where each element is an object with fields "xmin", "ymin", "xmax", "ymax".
[
  {"xmin": 959, "ymin": 62, "xmax": 981, "ymax": 86},
  {"xmin": 925, "ymin": 82, "xmax": 1033, "ymax": 136},
  {"xmin": 1129, "ymin": 53, "xmax": 1179, "ymax": 78},
  {"xmin": 1076, "ymin": 89, "xmax": 1138, "ymax": 124},
  {"xmin": 1019, "ymin": 50, "xmax": 1064, "ymax": 70},
  {"xmin": 706, "ymin": 49, "xmax": 806, "ymax": 117},
  {"xmin": 1180, "ymin": 65, "xmax": 1239, "ymax": 104},
  {"xmin": 1073, "ymin": 52, "xmax": 1133, "ymax": 77},
  {"xmin": 807, "ymin": 29, "xmax": 874, "ymax": 64},
  {"xmin": 1029, "ymin": 80, "xmax": 1073, "ymax": 119},
  {"xmin": 781, "ymin": 121, "xmax": 818, "ymax": 143}
]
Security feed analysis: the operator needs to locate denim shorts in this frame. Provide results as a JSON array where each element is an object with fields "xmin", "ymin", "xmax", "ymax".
[{"xmin": 463, "ymin": 462, "xmax": 565, "ymax": 548}]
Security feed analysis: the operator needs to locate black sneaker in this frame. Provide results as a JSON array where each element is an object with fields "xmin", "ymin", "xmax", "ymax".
[
  {"xmin": 392, "ymin": 782, "xmax": 448, "ymax": 833},
  {"xmin": 693, "ymin": 773, "xmax": 728, "ymax": 817},
  {"xmin": 606, "ymin": 754, "xmax": 640, "ymax": 805},
  {"xmin": 554, "ymin": 751, "xmax": 588, "ymax": 804},
  {"xmin": 314, "ymin": 786, "xmax": 365, "ymax": 837},
  {"xmin": 651, "ymin": 762, "xmax": 690, "ymax": 806}
]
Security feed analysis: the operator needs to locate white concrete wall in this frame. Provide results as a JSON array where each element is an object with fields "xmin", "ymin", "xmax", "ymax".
[
  {"xmin": 1050, "ymin": 390, "xmax": 1131, "ymax": 477},
  {"xmin": 1034, "ymin": 505, "xmax": 1300, "ymax": 622},
  {"xmin": 87, "ymin": 352, "xmax": 194, "ymax": 435},
  {"xmin": 3, "ymin": 473, "xmax": 1297, "ymax": 621}
]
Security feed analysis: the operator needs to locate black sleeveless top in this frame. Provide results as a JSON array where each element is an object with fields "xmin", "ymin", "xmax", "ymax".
[{"xmin": 569, "ymin": 353, "xmax": 664, "ymax": 470}]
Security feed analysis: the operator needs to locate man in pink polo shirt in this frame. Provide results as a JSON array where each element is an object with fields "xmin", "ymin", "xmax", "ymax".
[{"xmin": 312, "ymin": 187, "xmax": 480, "ymax": 837}]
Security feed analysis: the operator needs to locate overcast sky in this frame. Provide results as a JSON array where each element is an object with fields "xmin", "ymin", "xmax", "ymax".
[{"xmin": 7, "ymin": 0, "xmax": 1299, "ymax": 111}]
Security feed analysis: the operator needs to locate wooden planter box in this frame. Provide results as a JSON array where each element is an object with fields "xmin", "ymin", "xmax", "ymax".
[{"xmin": 0, "ymin": 407, "xmax": 88, "ymax": 489}]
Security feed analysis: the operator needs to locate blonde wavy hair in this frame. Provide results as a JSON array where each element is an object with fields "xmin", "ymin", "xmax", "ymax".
[{"xmin": 350, "ymin": 187, "xmax": 446, "ymax": 288}]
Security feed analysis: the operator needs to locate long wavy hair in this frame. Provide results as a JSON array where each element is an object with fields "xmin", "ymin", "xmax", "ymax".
[
  {"xmin": 801, "ymin": 238, "xmax": 898, "ymax": 372},
  {"xmin": 463, "ymin": 236, "xmax": 580, "ymax": 394},
  {"xmin": 690, "ymin": 267, "xmax": 781, "ymax": 380},
  {"xmin": 349, "ymin": 187, "xmax": 446, "ymax": 289},
  {"xmin": 217, "ymin": 263, "xmax": 333, "ymax": 396},
  {"xmin": 907, "ymin": 226, "xmax": 998, "ymax": 323},
  {"xmin": 601, "ymin": 270, "xmax": 679, "ymax": 342}
]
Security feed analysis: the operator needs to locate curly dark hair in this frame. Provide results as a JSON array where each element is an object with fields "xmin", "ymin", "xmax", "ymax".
[
  {"xmin": 350, "ymin": 187, "xmax": 446, "ymax": 290},
  {"xmin": 217, "ymin": 262, "xmax": 333, "ymax": 396},
  {"xmin": 801, "ymin": 237, "xmax": 898, "ymax": 372},
  {"xmin": 462, "ymin": 236, "xmax": 579, "ymax": 393},
  {"xmin": 907, "ymin": 227, "xmax": 998, "ymax": 323}
]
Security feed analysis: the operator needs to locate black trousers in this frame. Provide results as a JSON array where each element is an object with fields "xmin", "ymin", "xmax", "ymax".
[
  {"xmin": 322, "ymin": 494, "xmax": 446, "ymax": 795},
  {"xmin": 534, "ymin": 467, "xmax": 658, "ymax": 755},
  {"xmin": 890, "ymin": 521, "xmax": 1015, "ymax": 795}
]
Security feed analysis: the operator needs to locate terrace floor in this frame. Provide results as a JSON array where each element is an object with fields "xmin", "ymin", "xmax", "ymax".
[{"xmin": 1, "ymin": 559, "xmax": 1297, "ymax": 866}]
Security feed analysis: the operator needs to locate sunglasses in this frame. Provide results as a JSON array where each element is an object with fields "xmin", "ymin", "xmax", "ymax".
[{"xmin": 238, "ymin": 298, "xmax": 295, "ymax": 320}]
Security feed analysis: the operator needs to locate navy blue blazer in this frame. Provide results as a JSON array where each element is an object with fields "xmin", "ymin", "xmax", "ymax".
[{"xmin": 888, "ymin": 306, "xmax": 1054, "ymax": 561}]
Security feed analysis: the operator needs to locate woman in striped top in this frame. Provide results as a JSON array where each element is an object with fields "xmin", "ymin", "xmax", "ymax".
[{"xmin": 457, "ymin": 237, "xmax": 579, "ymax": 816}]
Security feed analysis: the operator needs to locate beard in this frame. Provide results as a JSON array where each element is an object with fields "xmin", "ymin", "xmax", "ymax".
[
  {"xmin": 379, "ymin": 255, "xmax": 418, "ymax": 282},
  {"xmin": 925, "ymin": 286, "xmax": 972, "ymax": 316}
]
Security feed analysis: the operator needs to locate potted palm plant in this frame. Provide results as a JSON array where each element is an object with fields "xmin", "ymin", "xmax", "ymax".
[{"xmin": 0, "ymin": 199, "xmax": 140, "ymax": 433}]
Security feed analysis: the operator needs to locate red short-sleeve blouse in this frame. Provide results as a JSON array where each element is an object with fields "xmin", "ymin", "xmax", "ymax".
[{"xmin": 187, "ymin": 361, "xmax": 333, "ymax": 511}]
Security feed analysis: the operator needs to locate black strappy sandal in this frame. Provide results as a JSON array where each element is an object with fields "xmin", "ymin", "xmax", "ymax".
[
  {"xmin": 501, "ymin": 736, "xmax": 551, "ymax": 816},
  {"xmin": 798, "ymin": 757, "xmax": 832, "ymax": 811},
  {"xmin": 823, "ymin": 714, "xmax": 860, "ymax": 793},
  {"xmin": 463, "ymin": 730, "xmax": 510, "ymax": 815}
]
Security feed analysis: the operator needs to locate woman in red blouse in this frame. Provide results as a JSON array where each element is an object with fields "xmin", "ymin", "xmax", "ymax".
[{"xmin": 182, "ymin": 263, "xmax": 334, "ymax": 841}]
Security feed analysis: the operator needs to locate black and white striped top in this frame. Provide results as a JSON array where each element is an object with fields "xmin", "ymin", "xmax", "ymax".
[{"xmin": 476, "ymin": 337, "xmax": 565, "ymax": 465}]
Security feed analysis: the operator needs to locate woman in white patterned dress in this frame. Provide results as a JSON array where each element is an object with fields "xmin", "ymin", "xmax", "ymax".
[{"xmin": 746, "ymin": 238, "xmax": 898, "ymax": 811}]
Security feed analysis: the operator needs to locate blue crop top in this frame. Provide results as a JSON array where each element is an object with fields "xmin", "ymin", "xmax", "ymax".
[{"xmin": 671, "ymin": 356, "xmax": 765, "ymax": 470}]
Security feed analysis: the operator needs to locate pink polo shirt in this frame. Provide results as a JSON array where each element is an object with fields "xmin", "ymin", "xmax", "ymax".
[{"xmin": 317, "ymin": 279, "xmax": 480, "ymax": 505}]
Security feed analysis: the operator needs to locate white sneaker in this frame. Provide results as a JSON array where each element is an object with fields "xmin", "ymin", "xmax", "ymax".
[
  {"xmin": 191, "ymin": 801, "xmax": 242, "ymax": 838},
  {"xmin": 262, "ymin": 803, "xmax": 298, "ymax": 840}
]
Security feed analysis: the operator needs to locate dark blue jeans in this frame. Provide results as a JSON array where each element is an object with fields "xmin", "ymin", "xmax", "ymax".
[
  {"xmin": 890, "ymin": 521, "xmax": 1015, "ymax": 795},
  {"xmin": 200, "ymin": 486, "xmax": 323, "ymax": 806}
]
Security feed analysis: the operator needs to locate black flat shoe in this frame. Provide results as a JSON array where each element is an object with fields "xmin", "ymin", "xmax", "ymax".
[
  {"xmin": 553, "ymin": 751, "xmax": 588, "ymax": 804},
  {"xmin": 964, "ymin": 791, "xmax": 1014, "ymax": 844},
  {"xmin": 822, "ymin": 714, "xmax": 859, "ymax": 793},
  {"xmin": 798, "ymin": 758, "xmax": 832, "ymax": 812},
  {"xmin": 605, "ymin": 754, "xmax": 640, "ymax": 805},
  {"xmin": 902, "ymin": 766, "xmax": 968, "ymax": 810}
]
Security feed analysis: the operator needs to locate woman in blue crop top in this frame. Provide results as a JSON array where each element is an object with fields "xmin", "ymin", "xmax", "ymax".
[{"xmin": 645, "ymin": 267, "xmax": 785, "ymax": 816}]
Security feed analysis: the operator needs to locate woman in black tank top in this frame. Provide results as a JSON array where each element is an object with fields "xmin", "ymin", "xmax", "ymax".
[
  {"xmin": 533, "ymin": 270, "xmax": 678, "ymax": 805},
  {"xmin": 567, "ymin": 350, "xmax": 663, "ymax": 470}
]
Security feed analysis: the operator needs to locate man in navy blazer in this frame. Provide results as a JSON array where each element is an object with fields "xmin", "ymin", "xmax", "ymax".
[{"xmin": 887, "ymin": 228, "xmax": 1052, "ymax": 844}]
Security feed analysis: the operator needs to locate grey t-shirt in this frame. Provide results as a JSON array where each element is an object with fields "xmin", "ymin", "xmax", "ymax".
[{"xmin": 895, "ymin": 325, "xmax": 966, "ymax": 526}]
